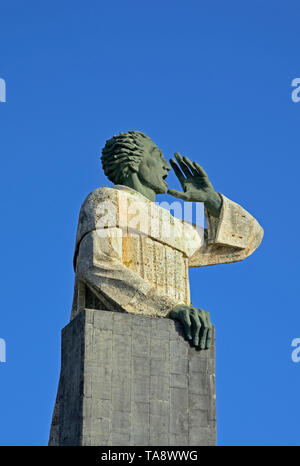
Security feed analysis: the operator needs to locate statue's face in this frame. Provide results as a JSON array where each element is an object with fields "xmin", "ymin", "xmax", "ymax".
[{"xmin": 137, "ymin": 139, "xmax": 171, "ymax": 194}]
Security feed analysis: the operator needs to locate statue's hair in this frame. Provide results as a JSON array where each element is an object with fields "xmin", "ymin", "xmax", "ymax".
[{"xmin": 101, "ymin": 131, "xmax": 155, "ymax": 184}]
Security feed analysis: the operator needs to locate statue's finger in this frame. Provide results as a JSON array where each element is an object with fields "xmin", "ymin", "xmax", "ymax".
[
  {"xmin": 202, "ymin": 310, "xmax": 213, "ymax": 349},
  {"xmin": 198, "ymin": 309, "xmax": 209, "ymax": 350},
  {"xmin": 167, "ymin": 189, "xmax": 189, "ymax": 201},
  {"xmin": 193, "ymin": 162, "xmax": 208, "ymax": 178},
  {"xmin": 199, "ymin": 327, "xmax": 209, "ymax": 350},
  {"xmin": 183, "ymin": 311, "xmax": 193, "ymax": 341},
  {"xmin": 174, "ymin": 152, "xmax": 193, "ymax": 178},
  {"xmin": 190, "ymin": 311, "xmax": 201, "ymax": 347},
  {"xmin": 169, "ymin": 158, "xmax": 185, "ymax": 186},
  {"xmin": 205, "ymin": 327, "xmax": 212, "ymax": 349},
  {"xmin": 183, "ymin": 156, "xmax": 198, "ymax": 176},
  {"xmin": 203, "ymin": 310, "xmax": 212, "ymax": 326}
]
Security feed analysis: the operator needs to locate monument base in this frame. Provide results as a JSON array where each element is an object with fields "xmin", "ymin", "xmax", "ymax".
[{"xmin": 49, "ymin": 309, "xmax": 216, "ymax": 446}]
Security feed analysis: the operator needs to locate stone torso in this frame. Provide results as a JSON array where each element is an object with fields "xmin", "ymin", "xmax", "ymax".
[
  {"xmin": 74, "ymin": 186, "xmax": 204, "ymax": 311},
  {"xmin": 122, "ymin": 231, "xmax": 191, "ymax": 305}
]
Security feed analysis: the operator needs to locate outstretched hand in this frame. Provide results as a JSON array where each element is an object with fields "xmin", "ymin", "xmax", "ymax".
[
  {"xmin": 169, "ymin": 304, "xmax": 213, "ymax": 350},
  {"xmin": 167, "ymin": 152, "xmax": 222, "ymax": 217}
]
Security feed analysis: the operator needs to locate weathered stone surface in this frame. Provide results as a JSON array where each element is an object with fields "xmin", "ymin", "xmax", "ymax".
[
  {"xmin": 49, "ymin": 309, "xmax": 216, "ymax": 446},
  {"xmin": 70, "ymin": 185, "xmax": 263, "ymax": 321}
]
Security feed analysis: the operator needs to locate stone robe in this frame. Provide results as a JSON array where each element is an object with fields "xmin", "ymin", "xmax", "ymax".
[{"xmin": 70, "ymin": 185, "xmax": 263, "ymax": 321}]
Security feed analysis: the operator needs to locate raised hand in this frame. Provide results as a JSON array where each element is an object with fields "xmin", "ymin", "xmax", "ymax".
[
  {"xmin": 169, "ymin": 304, "xmax": 213, "ymax": 350},
  {"xmin": 167, "ymin": 152, "xmax": 222, "ymax": 217}
]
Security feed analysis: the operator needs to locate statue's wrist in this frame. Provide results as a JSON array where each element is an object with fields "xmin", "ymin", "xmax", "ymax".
[
  {"xmin": 205, "ymin": 191, "xmax": 222, "ymax": 217},
  {"xmin": 168, "ymin": 307, "xmax": 179, "ymax": 318}
]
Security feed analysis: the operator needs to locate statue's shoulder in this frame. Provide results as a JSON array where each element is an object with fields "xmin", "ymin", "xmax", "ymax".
[
  {"xmin": 75, "ymin": 187, "xmax": 119, "ymax": 251},
  {"xmin": 80, "ymin": 186, "xmax": 119, "ymax": 210}
]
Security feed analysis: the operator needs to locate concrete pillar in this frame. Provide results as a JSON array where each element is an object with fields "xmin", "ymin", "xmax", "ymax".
[{"xmin": 49, "ymin": 309, "xmax": 216, "ymax": 446}]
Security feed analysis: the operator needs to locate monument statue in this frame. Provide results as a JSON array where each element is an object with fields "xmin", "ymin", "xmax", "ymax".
[
  {"xmin": 71, "ymin": 130, "xmax": 263, "ymax": 346},
  {"xmin": 49, "ymin": 130, "xmax": 263, "ymax": 446}
]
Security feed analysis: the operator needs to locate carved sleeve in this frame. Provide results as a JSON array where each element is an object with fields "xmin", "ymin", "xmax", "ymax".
[{"xmin": 188, "ymin": 194, "xmax": 264, "ymax": 267}]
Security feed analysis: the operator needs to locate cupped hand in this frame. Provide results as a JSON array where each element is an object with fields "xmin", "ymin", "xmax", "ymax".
[{"xmin": 167, "ymin": 152, "xmax": 222, "ymax": 217}]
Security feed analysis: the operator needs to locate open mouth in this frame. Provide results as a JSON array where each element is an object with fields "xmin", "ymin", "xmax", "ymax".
[{"xmin": 162, "ymin": 174, "xmax": 168, "ymax": 185}]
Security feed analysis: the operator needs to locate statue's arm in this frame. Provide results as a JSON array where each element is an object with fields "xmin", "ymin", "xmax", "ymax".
[
  {"xmin": 75, "ymin": 227, "xmax": 177, "ymax": 317},
  {"xmin": 166, "ymin": 153, "xmax": 263, "ymax": 267},
  {"xmin": 188, "ymin": 194, "xmax": 264, "ymax": 267}
]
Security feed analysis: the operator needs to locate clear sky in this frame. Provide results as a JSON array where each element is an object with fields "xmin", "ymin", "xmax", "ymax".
[{"xmin": 0, "ymin": 0, "xmax": 299, "ymax": 446}]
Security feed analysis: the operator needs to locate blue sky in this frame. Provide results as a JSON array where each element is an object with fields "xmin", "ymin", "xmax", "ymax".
[{"xmin": 0, "ymin": 0, "xmax": 299, "ymax": 446}]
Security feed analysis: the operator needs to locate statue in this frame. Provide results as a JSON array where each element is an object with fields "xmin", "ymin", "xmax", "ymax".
[
  {"xmin": 70, "ymin": 130, "xmax": 263, "ymax": 349},
  {"xmin": 49, "ymin": 130, "xmax": 263, "ymax": 446}
]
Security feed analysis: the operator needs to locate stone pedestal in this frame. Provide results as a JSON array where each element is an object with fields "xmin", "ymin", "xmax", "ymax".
[{"xmin": 49, "ymin": 309, "xmax": 216, "ymax": 446}]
